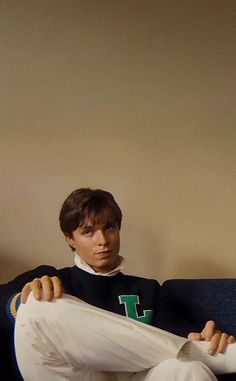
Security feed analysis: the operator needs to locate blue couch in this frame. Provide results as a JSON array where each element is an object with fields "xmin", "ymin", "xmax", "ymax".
[
  {"xmin": 1, "ymin": 278, "xmax": 236, "ymax": 380},
  {"xmin": 160, "ymin": 279, "xmax": 236, "ymax": 380}
]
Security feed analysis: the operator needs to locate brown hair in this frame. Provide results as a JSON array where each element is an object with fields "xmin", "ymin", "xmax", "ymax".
[{"xmin": 59, "ymin": 188, "xmax": 122, "ymax": 240}]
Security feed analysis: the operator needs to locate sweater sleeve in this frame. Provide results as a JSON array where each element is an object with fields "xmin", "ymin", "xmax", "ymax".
[
  {"xmin": 0, "ymin": 265, "xmax": 60, "ymax": 326},
  {"xmin": 0, "ymin": 265, "xmax": 62, "ymax": 380}
]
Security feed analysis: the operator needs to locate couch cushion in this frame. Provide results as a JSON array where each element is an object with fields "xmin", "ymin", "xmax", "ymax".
[{"xmin": 161, "ymin": 279, "xmax": 236, "ymax": 337}]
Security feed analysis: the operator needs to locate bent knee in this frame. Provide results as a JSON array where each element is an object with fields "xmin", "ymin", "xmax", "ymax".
[{"xmin": 147, "ymin": 359, "xmax": 216, "ymax": 380}]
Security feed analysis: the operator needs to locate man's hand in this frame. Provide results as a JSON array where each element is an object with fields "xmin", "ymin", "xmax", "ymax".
[
  {"xmin": 188, "ymin": 320, "xmax": 235, "ymax": 355},
  {"xmin": 21, "ymin": 275, "xmax": 64, "ymax": 304}
]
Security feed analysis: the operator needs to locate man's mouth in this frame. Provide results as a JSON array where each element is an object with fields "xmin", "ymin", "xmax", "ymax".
[{"xmin": 96, "ymin": 250, "xmax": 112, "ymax": 255}]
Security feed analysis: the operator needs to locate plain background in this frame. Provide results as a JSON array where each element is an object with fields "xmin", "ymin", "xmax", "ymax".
[{"xmin": 0, "ymin": 0, "xmax": 235, "ymax": 284}]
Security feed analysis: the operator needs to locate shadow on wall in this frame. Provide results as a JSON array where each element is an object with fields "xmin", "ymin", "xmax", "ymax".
[{"xmin": 0, "ymin": 251, "xmax": 30, "ymax": 284}]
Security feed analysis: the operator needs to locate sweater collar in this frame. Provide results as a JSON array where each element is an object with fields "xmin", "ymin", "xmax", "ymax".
[{"xmin": 74, "ymin": 253, "xmax": 124, "ymax": 276}]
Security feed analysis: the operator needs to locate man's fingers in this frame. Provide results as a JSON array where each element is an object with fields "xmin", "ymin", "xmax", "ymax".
[
  {"xmin": 202, "ymin": 320, "xmax": 216, "ymax": 341},
  {"xmin": 227, "ymin": 335, "xmax": 236, "ymax": 344},
  {"xmin": 41, "ymin": 276, "xmax": 64, "ymax": 300},
  {"xmin": 50, "ymin": 276, "xmax": 64, "ymax": 298},
  {"xmin": 213, "ymin": 332, "xmax": 229, "ymax": 354},
  {"xmin": 209, "ymin": 333, "xmax": 235, "ymax": 355},
  {"xmin": 31, "ymin": 278, "xmax": 44, "ymax": 300},
  {"xmin": 40, "ymin": 275, "xmax": 54, "ymax": 301},
  {"xmin": 187, "ymin": 332, "xmax": 202, "ymax": 341},
  {"xmin": 21, "ymin": 278, "xmax": 42, "ymax": 303},
  {"xmin": 208, "ymin": 331, "xmax": 221, "ymax": 355},
  {"xmin": 40, "ymin": 275, "xmax": 64, "ymax": 300},
  {"xmin": 20, "ymin": 283, "xmax": 33, "ymax": 304},
  {"xmin": 20, "ymin": 276, "xmax": 64, "ymax": 303}
]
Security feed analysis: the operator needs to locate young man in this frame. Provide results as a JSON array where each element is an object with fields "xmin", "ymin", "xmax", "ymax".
[{"xmin": 10, "ymin": 189, "xmax": 236, "ymax": 380}]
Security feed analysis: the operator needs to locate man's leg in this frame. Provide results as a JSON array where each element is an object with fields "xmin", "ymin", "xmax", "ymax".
[
  {"xmin": 114, "ymin": 361, "xmax": 217, "ymax": 381},
  {"xmin": 15, "ymin": 294, "xmax": 236, "ymax": 380},
  {"xmin": 179, "ymin": 340, "xmax": 236, "ymax": 375},
  {"xmin": 14, "ymin": 293, "xmax": 186, "ymax": 380},
  {"xmin": 140, "ymin": 359, "xmax": 217, "ymax": 381}
]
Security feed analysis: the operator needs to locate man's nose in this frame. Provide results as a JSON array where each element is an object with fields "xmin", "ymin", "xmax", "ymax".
[{"xmin": 96, "ymin": 230, "xmax": 108, "ymax": 245}]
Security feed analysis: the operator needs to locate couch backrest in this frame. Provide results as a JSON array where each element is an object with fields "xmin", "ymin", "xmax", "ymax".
[{"xmin": 161, "ymin": 279, "xmax": 236, "ymax": 336}]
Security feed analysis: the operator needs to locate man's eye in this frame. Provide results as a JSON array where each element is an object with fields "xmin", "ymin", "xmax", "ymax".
[
  {"xmin": 106, "ymin": 224, "xmax": 115, "ymax": 231},
  {"xmin": 83, "ymin": 229, "xmax": 93, "ymax": 236}
]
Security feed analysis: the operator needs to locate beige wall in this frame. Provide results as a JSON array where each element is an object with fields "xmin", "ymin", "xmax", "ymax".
[{"xmin": 0, "ymin": 0, "xmax": 236, "ymax": 284}]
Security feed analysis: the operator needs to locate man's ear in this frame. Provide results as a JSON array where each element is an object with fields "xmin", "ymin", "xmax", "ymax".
[{"xmin": 65, "ymin": 234, "xmax": 75, "ymax": 249}]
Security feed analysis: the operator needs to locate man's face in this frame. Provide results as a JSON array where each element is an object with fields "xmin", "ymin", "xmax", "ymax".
[{"xmin": 65, "ymin": 219, "xmax": 120, "ymax": 273}]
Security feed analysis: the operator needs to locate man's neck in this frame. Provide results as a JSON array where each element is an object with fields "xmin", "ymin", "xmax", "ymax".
[{"xmin": 74, "ymin": 254, "xmax": 124, "ymax": 276}]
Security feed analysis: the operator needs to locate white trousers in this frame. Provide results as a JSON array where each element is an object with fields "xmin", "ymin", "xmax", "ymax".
[{"xmin": 14, "ymin": 294, "xmax": 236, "ymax": 381}]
